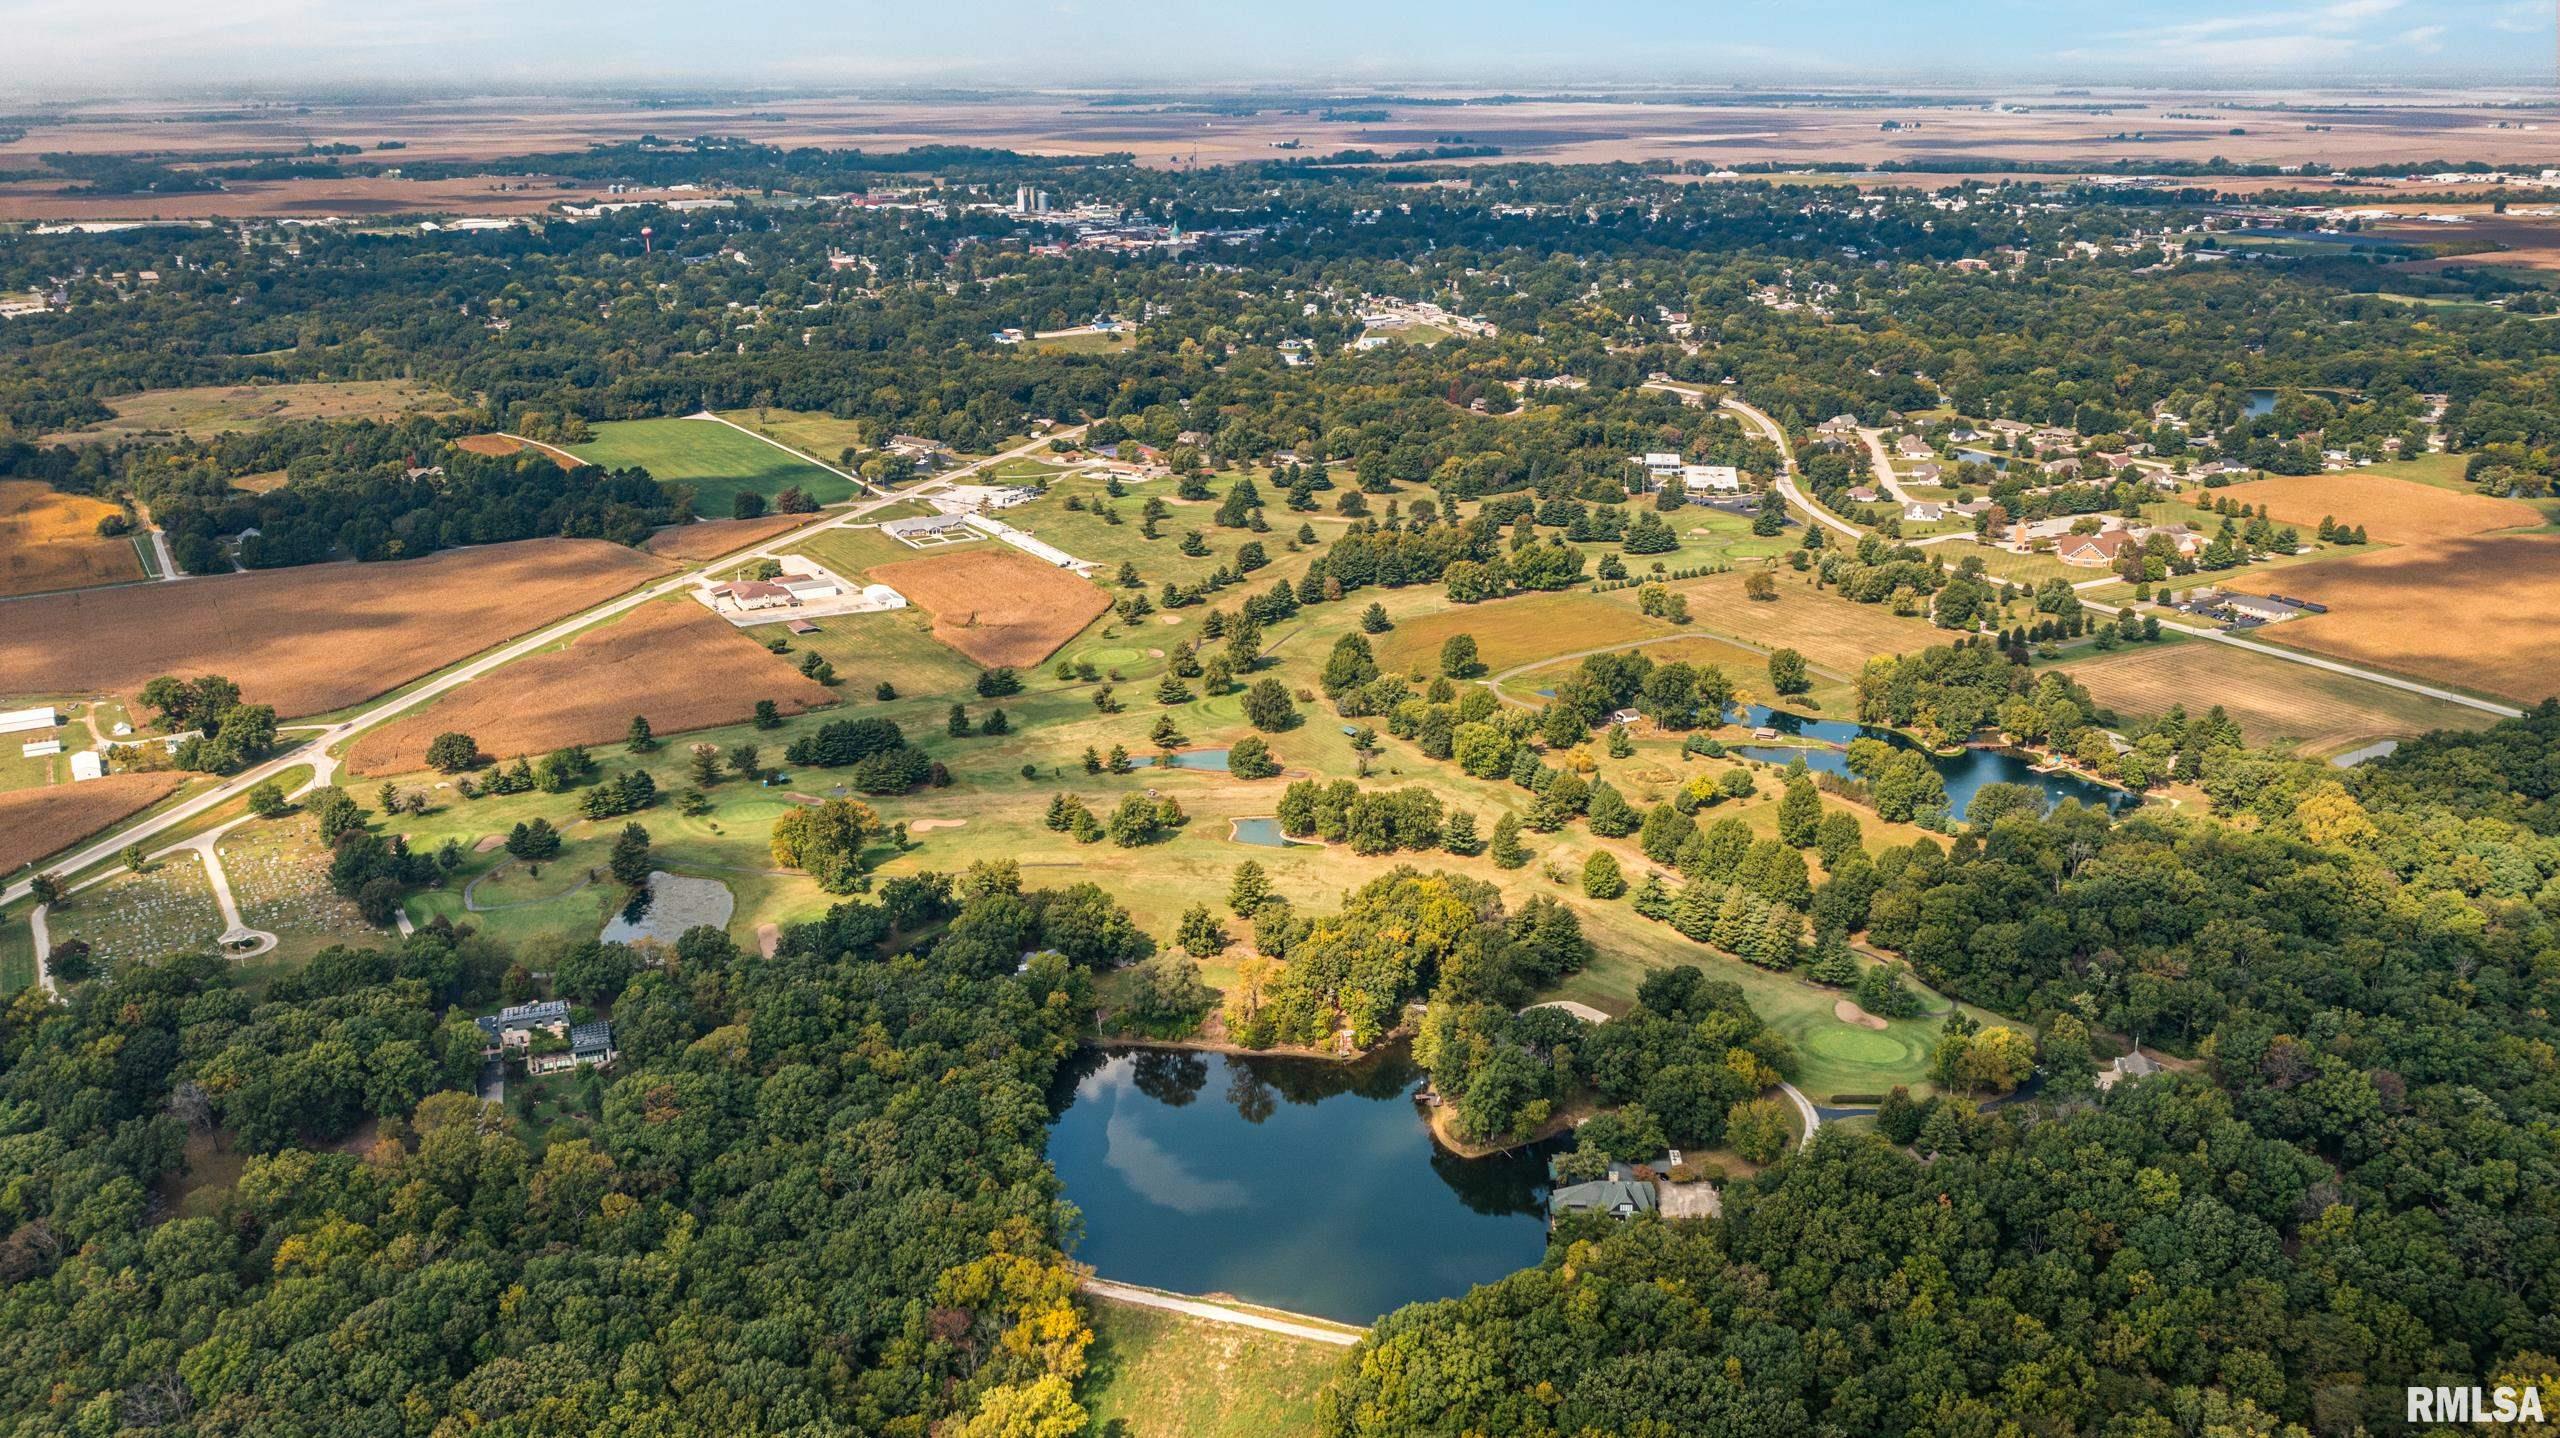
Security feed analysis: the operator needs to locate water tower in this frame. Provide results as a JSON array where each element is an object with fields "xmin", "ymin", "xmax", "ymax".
[{"xmin": 641, "ymin": 225, "xmax": 654, "ymax": 255}]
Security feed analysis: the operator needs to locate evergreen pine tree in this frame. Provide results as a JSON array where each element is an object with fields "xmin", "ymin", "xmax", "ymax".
[
  {"xmin": 1777, "ymin": 776, "xmax": 1823, "ymax": 847},
  {"xmin": 1227, "ymin": 860, "xmax": 1271, "ymax": 916},
  {"xmin": 1808, "ymin": 928, "xmax": 1859, "ymax": 987},
  {"xmin": 1489, "ymin": 813, "xmax": 1530, "ymax": 869},
  {"xmin": 1670, "ymin": 880, "xmax": 1719, "ymax": 941}
]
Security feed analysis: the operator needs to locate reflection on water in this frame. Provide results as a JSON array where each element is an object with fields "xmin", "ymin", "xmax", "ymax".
[
  {"xmin": 1161, "ymin": 748, "xmax": 1231, "ymax": 771},
  {"xmin": 1732, "ymin": 704, "xmax": 2128, "ymax": 822},
  {"xmin": 1046, "ymin": 1043, "xmax": 1557, "ymax": 1321},
  {"xmin": 1229, "ymin": 817, "xmax": 1307, "ymax": 848}
]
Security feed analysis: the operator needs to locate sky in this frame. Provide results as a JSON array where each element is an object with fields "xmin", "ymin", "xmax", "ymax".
[{"xmin": 0, "ymin": 0, "xmax": 2550, "ymax": 94}]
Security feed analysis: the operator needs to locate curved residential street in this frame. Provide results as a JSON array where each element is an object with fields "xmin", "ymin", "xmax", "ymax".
[
  {"xmin": 1713, "ymin": 392, "xmax": 1863, "ymax": 540},
  {"xmin": 1641, "ymin": 378, "xmax": 2517, "ymax": 722}
]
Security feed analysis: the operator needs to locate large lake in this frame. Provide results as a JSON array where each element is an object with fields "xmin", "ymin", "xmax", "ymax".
[{"xmin": 1046, "ymin": 1044, "xmax": 1555, "ymax": 1323}]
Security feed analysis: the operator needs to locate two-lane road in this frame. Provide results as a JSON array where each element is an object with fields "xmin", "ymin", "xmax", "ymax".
[{"xmin": 1, "ymin": 427, "xmax": 1081, "ymax": 931}]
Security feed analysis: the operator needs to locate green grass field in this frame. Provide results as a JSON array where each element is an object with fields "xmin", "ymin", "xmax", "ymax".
[
  {"xmin": 570, "ymin": 418, "xmax": 860, "ymax": 511},
  {"xmin": 713, "ymin": 408, "xmax": 876, "ymax": 465},
  {"xmin": 0, "ymin": 908, "xmax": 36, "ymax": 993},
  {"xmin": 1078, "ymin": 1300, "xmax": 1341, "ymax": 1438}
]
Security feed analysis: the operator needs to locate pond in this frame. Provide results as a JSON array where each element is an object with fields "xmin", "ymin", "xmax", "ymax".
[
  {"xmin": 1730, "ymin": 705, "xmax": 2128, "ymax": 822},
  {"xmin": 1229, "ymin": 817, "xmax": 1310, "ymax": 848},
  {"xmin": 1046, "ymin": 1044, "xmax": 1556, "ymax": 1323},
  {"xmin": 598, "ymin": 871, "xmax": 735, "ymax": 945},
  {"xmin": 1159, "ymin": 748, "xmax": 1230, "ymax": 771}
]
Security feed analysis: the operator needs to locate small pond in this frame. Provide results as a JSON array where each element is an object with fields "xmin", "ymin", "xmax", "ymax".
[
  {"xmin": 599, "ymin": 871, "xmax": 735, "ymax": 945},
  {"xmin": 1730, "ymin": 705, "xmax": 2128, "ymax": 822},
  {"xmin": 1046, "ymin": 1044, "xmax": 1556, "ymax": 1323},
  {"xmin": 1229, "ymin": 817, "xmax": 1309, "ymax": 848},
  {"xmin": 1160, "ymin": 748, "xmax": 1231, "ymax": 771}
]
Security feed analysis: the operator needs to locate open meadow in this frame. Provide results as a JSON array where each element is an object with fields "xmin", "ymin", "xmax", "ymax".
[
  {"xmin": 714, "ymin": 408, "xmax": 877, "ymax": 462},
  {"xmin": 569, "ymin": 418, "xmax": 861, "ymax": 510},
  {"xmin": 1078, "ymin": 1300, "xmax": 1339, "ymax": 1438},
  {"xmin": 346, "ymin": 597, "xmax": 838, "ymax": 775},
  {"xmin": 452, "ymin": 433, "xmax": 582, "ymax": 466},
  {"xmin": 0, "ymin": 480, "xmax": 145, "ymax": 596},
  {"xmin": 0, "ymin": 538, "xmax": 671, "ymax": 717},
  {"xmin": 1378, "ymin": 567, "xmax": 1940, "ymax": 685},
  {"xmin": 2228, "ymin": 535, "xmax": 2560, "ymax": 706},
  {"xmin": 39, "ymin": 380, "xmax": 459, "ymax": 445}
]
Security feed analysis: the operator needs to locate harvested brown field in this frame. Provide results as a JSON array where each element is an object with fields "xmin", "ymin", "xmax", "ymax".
[
  {"xmin": 453, "ymin": 433, "xmax": 584, "ymax": 467},
  {"xmin": 39, "ymin": 380, "xmax": 460, "ymax": 445},
  {"xmin": 2380, "ymin": 213, "xmax": 2560, "ymax": 273},
  {"xmin": 0, "ymin": 539, "xmax": 670, "ymax": 717},
  {"xmin": 642, "ymin": 515, "xmax": 811, "ymax": 560},
  {"xmin": 345, "ymin": 598, "xmax": 835, "ymax": 775},
  {"xmin": 867, "ymin": 548, "xmax": 1110, "ymax": 668},
  {"xmin": 2060, "ymin": 638, "xmax": 2494, "ymax": 756},
  {"xmin": 2228, "ymin": 535, "xmax": 2560, "ymax": 706},
  {"xmin": 2212, "ymin": 473, "xmax": 2540, "ymax": 546},
  {"xmin": 0, "ymin": 480, "xmax": 144, "ymax": 597},
  {"xmin": 0, "ymin": 772, "xmax": 183, "ymax": 877}
]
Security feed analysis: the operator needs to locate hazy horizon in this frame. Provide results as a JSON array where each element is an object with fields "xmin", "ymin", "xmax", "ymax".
[{"xmin": 0, "ymin": 0, "xmax": 2550, "ymax": 98}]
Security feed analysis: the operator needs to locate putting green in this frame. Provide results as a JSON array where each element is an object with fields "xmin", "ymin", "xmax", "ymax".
[
  {"xmin": 1801, "ymin": 1024, "xmax": 1916, "ymax": 1068},
  {"xmin": 717, "ymin": 797, "xmax": 792, "ymax": 824},
  {"xmin": 1077, "ymin": 645, "xmax": 1145, "ymax": 670}
]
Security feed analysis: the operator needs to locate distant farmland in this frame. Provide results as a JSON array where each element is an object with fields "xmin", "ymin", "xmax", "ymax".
[
  {"xmin": 0, "ymin": 480, "xmax": 144, "ymax": 597},
  {"xmin": 569, "ymin": 418, "xmax": 860, "ymax": 512},
  {"xmin": 0, "ymin": 539, "xmax": 670, "ymax": 717},
  {"xmin": 40, "ymin": 380, "xmax": 460, "ymax": 445}
]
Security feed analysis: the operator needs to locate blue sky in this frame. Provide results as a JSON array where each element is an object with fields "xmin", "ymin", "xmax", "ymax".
[{"xmin": 0, "ymin": 0, "xmax": 2549, "ymax": 91}]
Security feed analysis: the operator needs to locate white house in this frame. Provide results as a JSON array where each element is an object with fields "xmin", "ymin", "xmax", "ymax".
[
  {"xmin": 1680, "ymin": 464, "xmax": 1743, "ymax": 493},
  {"xmin": 69, "ymin": 751, "xmax": 104, "ymax": 782}
]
